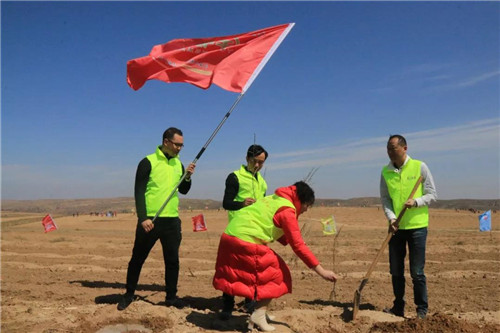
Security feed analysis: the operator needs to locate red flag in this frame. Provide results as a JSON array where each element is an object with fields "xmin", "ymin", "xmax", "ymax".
[
  {"xmin": 191, "ymin": 214, "xmax": 207, "ymax": 232},
  {"xmin": 127, "ymin": 23, "xmax": 294, "ymax": 93},
  {"xmin": 41, "ymin": 214, "xmax": 57, "ymax": 233}
]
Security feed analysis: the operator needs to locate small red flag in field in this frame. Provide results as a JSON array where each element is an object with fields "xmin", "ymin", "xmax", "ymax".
[
  {"xmin": 42, "ymin": 214, "xmax": 58, "ymax": 233},
  {"xmin": 192, "ymin": 214, "xmax": 207, "ymax": 232},
  {"xmin": 127, "ymin": 23, "xmax": 294, "ymax": 93}
]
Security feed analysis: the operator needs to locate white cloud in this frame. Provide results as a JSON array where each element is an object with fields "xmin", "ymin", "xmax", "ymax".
[
  {"xmin": 267, "ymin": 118, "xmax": 500, "ymax": 171},
  {"xmin": 454, "ymin": 70, "xmax": 500, "ymax": 88},
  {"xmin": 379, "ymin": 64, "xmax": 499, "ymax": 93},
  {"xmin": 2, "ymin": 119, "xmax": 498, "ymax": 200},
  {"xmin": 430, "ymin": 70, "xmax": 500, "ymax": 91}
]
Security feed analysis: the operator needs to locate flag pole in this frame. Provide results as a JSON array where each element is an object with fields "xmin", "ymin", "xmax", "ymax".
[
  {"xmin": 151, "ymin": 23, "xmax": 295, "ymax": 223},
  {"xmin": 152, "ymin": 93, "xmax": 245, "ymax": 223}
]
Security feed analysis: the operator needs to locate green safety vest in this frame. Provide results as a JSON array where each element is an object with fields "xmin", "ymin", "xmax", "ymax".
[
  {"xmin": 145, "ymin": 146, "xmax": 183, "ymax": 218},
  {"xmin": 228, "ymin": 165, "xmax": 267, "ymax": 220},
  {"xmin": 382, "ymin": 158, "xmax": 428, "ymax": 229},
  {"xmin": 225, "ymin": 194, "xmax": 295, "ymax": 244}
]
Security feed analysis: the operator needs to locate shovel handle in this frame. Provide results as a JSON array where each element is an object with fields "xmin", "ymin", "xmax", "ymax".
[
  {"xmin": 353, "ymin": 176, "xmax": 424, "ymax": 320},
  {"xmin": 361, "ymin": 176, "xmax": 424, "ymax": 282}
]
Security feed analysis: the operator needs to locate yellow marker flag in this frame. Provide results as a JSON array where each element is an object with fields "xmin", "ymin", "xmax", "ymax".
[{"xmin": 321, "ymin": 215, "xmax": 337, "ymax": 235}]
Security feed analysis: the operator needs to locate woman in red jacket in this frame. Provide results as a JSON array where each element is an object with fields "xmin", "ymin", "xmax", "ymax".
[{"xmin": 213, "ymin": 181, "xmax": 338, "ymax": 331}]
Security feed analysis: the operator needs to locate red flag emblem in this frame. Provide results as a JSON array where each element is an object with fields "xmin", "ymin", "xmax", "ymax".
[
  {"xmin": 41, "ymin": 214, "xmax": 58, "ymax": 233},
  {"xmin": 191, "ymin": 214, "xmax": 207, "ymax": 232},
  {"xmin": 127, "ymin": 23, "xmax": 294, "ymax": 93}
]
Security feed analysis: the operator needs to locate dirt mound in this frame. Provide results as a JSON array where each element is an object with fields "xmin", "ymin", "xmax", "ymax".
[
  {"xmin": 74, "ymin": 315, "xmax": 173, "ymax": 333},
  {"xmin": 369, "ymin": 312, "xmax": 500, "ymax": 333}
]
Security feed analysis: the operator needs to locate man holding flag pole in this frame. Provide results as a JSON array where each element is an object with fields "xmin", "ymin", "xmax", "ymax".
[
  {"xmin": 126, "ymin": 22, "xmax": 294, "ymax": 224},
  {"xmin": 118, "ymin": 127, "xmax": 195, "ymax": 311},
  {"xmin": 119, "ymin": 23, "xmax": 295, "ymax": 311}
]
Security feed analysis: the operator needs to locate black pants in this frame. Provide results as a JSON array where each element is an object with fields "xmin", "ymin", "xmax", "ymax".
[{"xmin": 125, "ymin": 217, "xmax": 182, "ymax": 299}]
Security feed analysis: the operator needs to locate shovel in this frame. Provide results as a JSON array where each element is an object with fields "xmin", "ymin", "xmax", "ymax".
[{"xmin": 352, "ymin": 176, "xmax": 423, "ymax": 320}]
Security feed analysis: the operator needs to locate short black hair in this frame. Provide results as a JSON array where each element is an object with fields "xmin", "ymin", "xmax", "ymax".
[
  {"xmin": 163, "ymin": 127, "xmax": 183, "ymax": 141},
  {"xmin": 247, "ymin": 144, "xmax": 268, "ymax": 160},
  {"xmin": 388, "ymin": 134, "xmax": 407, "ymax": 147},
  {"xmin": 294, "ymin": 181, "xmax": 315, "ymax": 206}
]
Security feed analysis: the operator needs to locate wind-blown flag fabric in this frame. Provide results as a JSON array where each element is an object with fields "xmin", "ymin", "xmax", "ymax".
[
  {"xmin": 479, "ymin": 210, "xmax": 492, "ymax": 232},
  {"xmin": 42, "ymin": 214, "xmax": 58, "ymax": 233},
  {"xmin": 192, "ymin": 214, "xmax": 207, "ymax": 232},
  {"xmin": 127, "ymin": 23, "xmax": 294, "ymax": 93},
  {"xmin": 321, "ymin": 216, "xmax": 337, "ymax": 236}
]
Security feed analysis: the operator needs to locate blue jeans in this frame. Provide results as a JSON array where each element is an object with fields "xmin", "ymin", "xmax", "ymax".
[{"xmin": 389, "ymin": 227, "xmax": 428, "ymax": 315}]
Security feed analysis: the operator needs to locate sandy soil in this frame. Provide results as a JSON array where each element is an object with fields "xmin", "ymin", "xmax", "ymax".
[{"xmin": 1, "ymin": 207, "xmax": 499, "ymax": 332}]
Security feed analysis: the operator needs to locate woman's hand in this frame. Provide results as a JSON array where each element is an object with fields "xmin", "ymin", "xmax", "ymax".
[{"xmin": 314, "ymin": 264, "xmax": 338, "ymax": 282}]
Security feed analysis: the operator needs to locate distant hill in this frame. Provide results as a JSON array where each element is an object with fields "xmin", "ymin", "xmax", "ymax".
[
  {"xmin": 2, "ymin": 197, "xmax": 136, "ymax": 216},
  {"xmin": 315, "ymin": 197, "xmax": 499, "ymax": 212},
  {"xmin": 2, "ymin": 197, "xmax": 498, "ymax": 216},
  {"xmin": 1, "ymin": 197, "xmax": 222, "ymax": 216}
]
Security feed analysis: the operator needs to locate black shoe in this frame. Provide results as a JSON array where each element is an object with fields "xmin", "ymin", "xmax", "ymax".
[
  {"xmin": 218, "ymin": 310, "xmax": 232, "ymax": 320},
  {"xmin": 117, "ymin": 294, "xmax": 134, "ymax": 311},
  {"xmin": 165, "ymin": 297, "xmax": 187, "ymax": 309},
  {"xmin": 417, "ymin": 312, "xmax": 427, "ymax": 319},
  {"xmin": 383, "ymin": 307, "xmax": 404, "ymax": 317}
]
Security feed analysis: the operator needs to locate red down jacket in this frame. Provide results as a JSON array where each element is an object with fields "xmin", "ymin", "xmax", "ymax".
[{"xmin": 212, "ymin": 184, "xmax": 320, "ymax": 300}]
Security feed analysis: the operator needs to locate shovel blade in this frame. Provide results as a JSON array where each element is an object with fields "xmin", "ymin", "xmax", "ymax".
[{"xmin": 352, "ymin": 289, "xmax": 361, "ymax": 320}]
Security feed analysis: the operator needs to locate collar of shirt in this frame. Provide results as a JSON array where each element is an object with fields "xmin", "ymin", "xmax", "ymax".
[{"xmin": 386, "ymin": 155, "xmax": 411, "ymax": 173}]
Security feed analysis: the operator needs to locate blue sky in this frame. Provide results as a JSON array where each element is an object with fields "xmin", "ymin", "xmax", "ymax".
[{"xmin": 2, "ymin": 1, "xmax": 499, "ymax": 201}]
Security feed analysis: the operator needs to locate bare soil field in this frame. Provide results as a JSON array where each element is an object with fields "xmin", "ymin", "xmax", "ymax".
[{"xmin": 1, "ymin": 207, "xmax": 499, "ymax": 332}]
